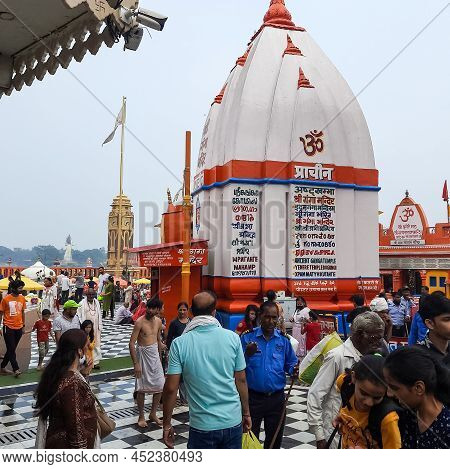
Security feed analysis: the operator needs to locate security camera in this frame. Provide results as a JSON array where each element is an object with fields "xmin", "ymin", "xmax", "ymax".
[
  {"xmin": 124, "ymin": 26, "xmax": 144, "ymax": 51},
  {"xmin": 136, "ymin": 8, "xmax": 168, "ymax": 31}
]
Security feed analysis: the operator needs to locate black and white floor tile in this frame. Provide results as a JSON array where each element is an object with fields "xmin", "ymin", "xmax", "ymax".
[
  {"xmin": 29, "ymin": 311, "xmax": 133, "ymax": 369},
  {"xmin": 0, "ymin": 377, "xmax": 316, "ymax": 450}
]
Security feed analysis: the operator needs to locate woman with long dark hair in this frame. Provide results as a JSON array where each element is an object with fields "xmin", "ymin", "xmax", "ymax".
[
  {"xmin": 35, "ymin": 329, "xmax": 98, "ymax": 448},
  {"xmin": 384, "ymin": 347, "xmax": 450, "ymax": 449},
  {"xmin": 235, "ymin": 304, "xmax": 259, "ymax": 335},
  {"xmin": 166, "ymin": 302, "xmax": 190, "ymax": 350}
]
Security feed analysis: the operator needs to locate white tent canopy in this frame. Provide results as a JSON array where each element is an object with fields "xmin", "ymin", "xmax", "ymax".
[{"xmin": 20, "ymin": 261, "xmax": 55, "ymax": 281}]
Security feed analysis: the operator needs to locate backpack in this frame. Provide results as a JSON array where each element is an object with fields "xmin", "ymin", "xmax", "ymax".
[{"xmin": 339, "ymin": 374, "xmax": 403, "ymax": 448}]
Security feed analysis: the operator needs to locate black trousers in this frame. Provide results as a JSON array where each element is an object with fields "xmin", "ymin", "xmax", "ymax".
[
  {"xmin": 249, "ymin": 389, "xmax": 285, "ymax": 449},
  {"xmin": 74, "ymin": 288, "xmax": 84, "ymax": 303},
  {"xmin": 1, "ymin": 326, "xmax": 23, "ymax": 372},
  {"xmin": 392, "ymin": 325, "xmax": 406, "ymax": 337},
  {"xmin": 60, "ymin": 290, "xmax": 69, "ymax": 304}
]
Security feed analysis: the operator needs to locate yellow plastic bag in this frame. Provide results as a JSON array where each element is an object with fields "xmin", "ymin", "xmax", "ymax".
[
  {"xmin": 298, "ymin": 331, "xmax": 343, "ymax": 386},
  {"xmin": 242, "ymin": 431, "xmax": 263, "ymax": 449}
]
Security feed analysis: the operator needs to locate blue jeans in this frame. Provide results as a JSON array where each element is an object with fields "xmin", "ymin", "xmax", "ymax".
[{"xmin": 187, "ymin": 423, "xmax": 242, "ymax": 449}]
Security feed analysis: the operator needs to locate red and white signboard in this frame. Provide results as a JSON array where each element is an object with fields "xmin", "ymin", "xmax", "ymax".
[
  {"xmin": 391, "ymin": 205, "xmax": 424, "ymax": 245},
  {"xmin": 139, "ymin": 247, "xmax": 208, "ymax": 268}
]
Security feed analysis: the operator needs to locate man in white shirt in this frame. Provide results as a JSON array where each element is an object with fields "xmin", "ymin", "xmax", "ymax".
[
  {"xmin": 53, "ymin": 300, "xmax": 81, "ymax": 343},
  {"xmin": 115, "ymin": 302, "xmax": 133, "ymax": 325},
  {"xmin": 40, "ymin": 277, "xmax": 59, "ymax": 317},
  {"xmin": 124, "ymin": 282, "xmax": 133, "ymax": 306},
  {"xmin": 97, "ymin": 267, "xmax": 109, "ymax": 296},
  {"xmin": 78, "ymin": 289, "xmax": 103, "ymax": 367},
  {"xmin": 307, "ymin": 312, "xmax": 385, "ymax": 448},
  {"xmin": 56, "ymin": 272, "xmax": 64, "ymax": 301},
  {"xmin": 60, "ymin": 272, "xmax": 70, "ymax": 304}
]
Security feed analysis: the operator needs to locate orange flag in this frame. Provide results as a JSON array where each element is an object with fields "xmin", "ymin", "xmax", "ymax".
[{"xmin": 443, "ymin": 180, "xmax": 449, "ymax": 202}]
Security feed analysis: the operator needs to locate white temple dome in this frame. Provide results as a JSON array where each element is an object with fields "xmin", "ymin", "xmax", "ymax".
[{"xmin": 197, "ymin": 0, "xmax": 374, "ymax": 174}]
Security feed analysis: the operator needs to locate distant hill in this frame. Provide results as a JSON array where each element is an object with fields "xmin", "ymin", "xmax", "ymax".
[{"xmin": 0, "ymin": 245, "xmax": 106, "ymax": 267}]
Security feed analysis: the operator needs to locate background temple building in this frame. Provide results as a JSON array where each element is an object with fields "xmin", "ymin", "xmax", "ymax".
[
  {"xmin": 106, "ymin": 194, "xmax": 135, "ymax": 275},
  {"xmin": 379, "ymin": 192, "xmax": 450, "ymax": 296}
]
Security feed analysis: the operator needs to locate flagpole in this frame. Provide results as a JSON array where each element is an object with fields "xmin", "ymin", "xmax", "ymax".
[{"xmin": 116, "ymin": 96, "xmax": 126, "ymax": 276}]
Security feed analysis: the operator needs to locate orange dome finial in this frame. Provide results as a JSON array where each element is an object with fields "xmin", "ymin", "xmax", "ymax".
[
  {"xmin": 264, "ymin": 0, "xmax": 296, "ymax": 28},
  {"xmin": 236, "ymin": 45, "xmax": 252, "ymax": 66},
  {"xmin": 214, "ymin": 83, "xmax": 227, "ymax": 104},
  {"xmin": 298, "ymin": 66, "xmax": 314, "ymax": 89},
  {"xmin": 283, "ymin": 34, "xmax": 303, "ymax": 56}
]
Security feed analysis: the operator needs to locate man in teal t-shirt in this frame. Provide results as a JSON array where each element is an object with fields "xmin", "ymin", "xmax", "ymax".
[{"xmin": 163, "ymin": 291, "xmax": 251, "ymax": 449}]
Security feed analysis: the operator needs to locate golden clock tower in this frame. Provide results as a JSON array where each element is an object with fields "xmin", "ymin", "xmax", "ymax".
[{"xmin": 106, "ymin": 194, "xmax": 134, "ymax": 274}]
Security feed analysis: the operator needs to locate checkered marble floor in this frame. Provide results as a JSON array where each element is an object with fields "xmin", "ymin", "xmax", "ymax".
[
  {"xmin": 29, "ymin": 308, "xmax": 133, "ymax": 369},
  {"xmin": 0, "ymin": 376, "xmax": 316, "ymax": 449}
]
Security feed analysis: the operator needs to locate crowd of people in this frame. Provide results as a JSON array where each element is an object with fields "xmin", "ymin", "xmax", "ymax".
[{"xmin": 1, "ymin": 274, "xmax": 449, "ymax": 450}]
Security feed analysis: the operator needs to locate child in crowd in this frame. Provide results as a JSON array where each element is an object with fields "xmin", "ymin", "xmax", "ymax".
[
  {"xmin": 384, "ymin": 347, "xmax": 450, "ymax": 449},
  {"xmin": 80, "ymin": 320, "xmax": 95, "ymax": 373},
  {"xmin": 333, "ymin": 354, "xmax": 402, "ymax": 449},
  {"xmin": 301, "ymin": 311, "xmax": 322, "ymax": 353},
  {"xmin": 32, "ymin": 309, "xmax": 55, "ymax": 371}
]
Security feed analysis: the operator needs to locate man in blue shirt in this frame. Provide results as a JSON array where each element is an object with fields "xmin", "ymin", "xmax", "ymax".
[
  {"xmin": 400, "ymin": 287, "xmax": 415, "ymax": 318},
  {"xmin": 388, "ymin": 292, "xmax": 410, "ymax": 337},
  {"xmin": 241, "ymin": 301, "xmax": 298, "ymax": 449},
  {"xmin": 163, "ymin": 291, "xmax": 251, "ymax": 449},
  {"xmin": 408, "ymin": 311, "xmax": 428, "ymax": 345}
]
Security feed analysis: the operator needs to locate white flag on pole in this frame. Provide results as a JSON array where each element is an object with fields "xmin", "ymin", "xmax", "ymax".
[{"xmin": 102, "ymin": 103, "xmax": 125, "ymax": 146}]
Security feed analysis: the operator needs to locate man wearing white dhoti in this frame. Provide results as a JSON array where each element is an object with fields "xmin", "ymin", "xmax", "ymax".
[
  {"xmin": 129, "ymin": 298, "xmax": 165, "ymax": 428},
  {"xmin": 77, "ymin": 288, "xmax": 103, "ymax": 367},
  {"xmin": 41, "ymin": 277, "xmax": 59, "ymax": 317}
]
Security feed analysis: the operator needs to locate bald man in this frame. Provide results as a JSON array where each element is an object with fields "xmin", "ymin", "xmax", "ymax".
[{"xmin": 163, "ymin": 291, "xmax": 251, "ymax": 449}]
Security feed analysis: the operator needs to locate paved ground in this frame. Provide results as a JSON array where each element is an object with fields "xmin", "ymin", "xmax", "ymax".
[
  {"xmin": 2, "ymin": 304, "xmax": 317, "ymax": 449},
  {"xmin": 29, "ymin": 317, "xmax": 133, "ymax": 369},
  {"xmin": 0, "ymin": 376, "xmax": 316, "ymax": 449}
]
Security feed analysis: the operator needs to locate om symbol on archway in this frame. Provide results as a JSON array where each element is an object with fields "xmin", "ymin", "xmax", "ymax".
[
  {"xmin": 299, "ymin": 130, "xmax": 325, "ymax": 157},
  {"xmin": 400, "ymin": 207, "xmax": 415, "ymax": 223}
]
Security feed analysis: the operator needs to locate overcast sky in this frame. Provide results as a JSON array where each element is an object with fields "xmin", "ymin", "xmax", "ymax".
[{"xmin": 1, "ymin": 0, "xmax": 449, "ymax": 251}]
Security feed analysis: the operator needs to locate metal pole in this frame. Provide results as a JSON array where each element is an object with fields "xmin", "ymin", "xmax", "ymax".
[
  {"xmin": 181, "ymin": 131, "xmax": 192, "ymax": 304},
  {"xmin": 116, "ymin": 96, "xmax": 126, "ymax": 277}
]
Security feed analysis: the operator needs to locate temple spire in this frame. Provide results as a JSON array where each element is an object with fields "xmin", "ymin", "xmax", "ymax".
[{"xmin": 263, "ymin": 0, "xmax": 296, "ymax": 28}]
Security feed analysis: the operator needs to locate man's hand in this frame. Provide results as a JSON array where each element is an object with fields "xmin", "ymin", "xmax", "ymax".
[
  {"xmin": 163, "ymin": 426, "xmax": 175, "ymax": 449},
  {"xmin": 245, "ymin": 342, "xmax": 258, "ymax": 357},
  {"xmin": 242, "ymin": 415, "xmax": 252, "ymax": 433},
  {"xmin": 292, "ymin": 364, "xmax": 300, "ymax": 379},
  {"xmin": 316, "ymin": 439, "xmax": 327, "ymax": 449},
  {"xmin": 134, "ymin": 363, "xmax": 142, "ymax": 379}
]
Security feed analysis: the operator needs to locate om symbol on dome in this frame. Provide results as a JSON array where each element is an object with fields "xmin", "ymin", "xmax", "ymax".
[
  {"xmin": 300, "ymin": 130, "xmax": 325, "ymax": 157},
  {"xmin": 400, "ymin": 207, "xmax": 415, "ymax": 223}
]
